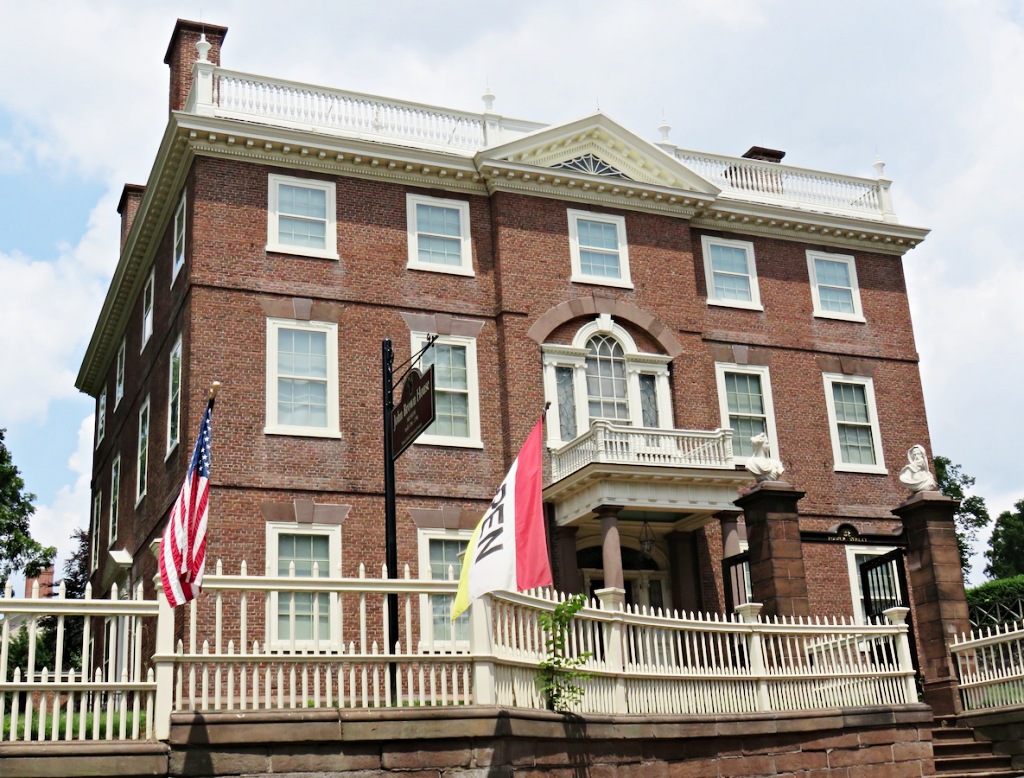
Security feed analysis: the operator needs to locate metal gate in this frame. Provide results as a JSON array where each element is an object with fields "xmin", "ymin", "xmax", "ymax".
[{"xmin": 859, "ymin": 548, "xmax": 918, "ymax": 674}]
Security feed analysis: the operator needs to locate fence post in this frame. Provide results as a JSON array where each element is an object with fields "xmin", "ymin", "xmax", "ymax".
[
  {"xmin": 596, "ymin": 587, "xmax": 628, "ymax": 713},
  {"xmin": 153, "ymin": 582, "xmax": 176, "ymax": 741},
  {"xmin": 470, "ymin": 594, "xmax": 496, "ymax": 705},
  {"xmin": 884, "ymin": 606, "xmax": 919, "ymax": 704},
  {"xmin": 736, "ymin": 602, "xmax": 770, "ymax": 712}
]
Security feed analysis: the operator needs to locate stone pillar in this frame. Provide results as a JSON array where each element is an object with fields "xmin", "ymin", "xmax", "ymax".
[
  {"xmin": 597, "ymin": 505, "xmax": 624, "ymax": 590},
  {"xmin": 555, "ymin": 526, "xmax": 582, "ymax": 594},
  {"xmin": 734, "ymin": 481, "xmax": 809, "ymax": 619},
  {"xmin": 892, "ymin": 491, "xmax": 970, "ymax": 716},
  {"xmin": 666, "ymin": 530, "xmax": 700, "ymax": 614}
]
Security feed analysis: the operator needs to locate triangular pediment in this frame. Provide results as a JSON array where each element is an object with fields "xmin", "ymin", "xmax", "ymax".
[{"xmin": 477, "ymin": 113, "xmax": 719, "ymax": 195}]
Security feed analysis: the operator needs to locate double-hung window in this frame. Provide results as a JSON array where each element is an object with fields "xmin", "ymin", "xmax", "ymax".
[
  {"xmin": 266, "ymin": 174, "xmax": 339, "ymax": 260},
  {"xmin": 172, "ymin": 193, "xmax": 186, "ymax": 282},
  {"xmin": 265, "ymin": 319, "xmax": 340, "ymax": 437},
  {"xmin": 702, "ymin": 235, "xmax": 762, "ymax": 310},
  {"xmin": 414, "ymin": 333, "xmax": 482, "ymax": 448},
  {"xmin": 406, "ymin": 194, "xmax": 473, "ymax": 276},
  {"xmin": 568, "ymin": 210, "xmax": 632, "ymax": 288},
  {"xmin": 109, "ymin": 456, "xmax": 121, "ymax": 548},
  {"xmin": 266, "ymin": 522, "xmax": 341, "ymax": 648},
  {"xmin": 141, "ymin": 271, "xmax": 154, "ymax": 350},
  {"xmin": 807, "ymin": 251, "xmax": 864, "ymax": 321},
  {"xmin": 715, "ymin": 364, "xmax": 779, "ymax": 462},
  {"xmin": 823, "ymin": 373, "xmax": 886, "ymax": 473},
  {"xmin": 115, "ymin": 339, "xmax": 126, "ymax": 408},
  {"xmin": 136, "ymin": 397, "xmax": 150, "ymax": 504},
  {"xmin": 167, "ymin": 336, "xmax": 182, "ymax": 455},
  {"xmin": 96, "ymin": 392, "xmax": 107, "ymax": 448},
  {"xmin": 91, "ymin": 492, "xmax": 102, "ymax": 572},
  {"xmin": 418, "ymin": 529, "xmax": 471, "ymax": 649}
]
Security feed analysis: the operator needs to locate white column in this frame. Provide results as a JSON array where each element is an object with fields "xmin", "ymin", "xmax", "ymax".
[
  {"xmin": 596, "ymin": 586, "xmax": 628, "ymax": 712},
  {"xmin": 884, "ymin": 606, "xmax": 918, "ymax": 704},
  {"xmin": 736, "ymin": 602, "xmax": 770, "ymax": 712}
]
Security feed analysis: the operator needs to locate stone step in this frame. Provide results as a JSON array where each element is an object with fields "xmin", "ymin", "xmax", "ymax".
[{"xmin": 935, "ymin": 754, "xmax": 1020, "ymax": 774}]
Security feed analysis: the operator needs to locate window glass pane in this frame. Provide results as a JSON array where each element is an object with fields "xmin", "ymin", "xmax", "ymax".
[
  {"xmin": 838, "ymin": 423, "xmax": 876, "ymax": 465},
  {"xmin": 710, "ymin": 244, "xmax": 749, "ymax": 275},
  {"xmin": 710, "ymin": 244, "xmax": 752, "ymax": 302},
  {"xmin": 277, "ymin": 532, "xmax": 331, "ymax": 641},
  {"xmin": 815, "ymin": 258, "xmax": 850, "ymax": 288},
  {"xmin": 724, "ymin": 372, "xmax": 766, "ymax": 458},
  {"xmin": 423, "ymin": 343, "xmax": 471, "ymax": 438},
  {"xmin": 577, "ymin": 219, "xmax": 621, "ymax": 278},
  {"xmin": 819, "ymin": 285, "xmax": 855, "ymax": 313},
  {"xmin": 713, "ymin": 272, "xmax": 752, "ymax": 301},
  {"xmin": 277, "ymin": 328, "xmax": 329, "ymax": 428},
  {"xmin": 417, "ymin": 204, "xmax": 461, "ymax": 238},
  {"xmin": 832, "ymin": 383, "xmax": 869, "ymax": 423},
  {"xmin": 280, "ymin": 185, "xmax": 326, "ymax": 219},
  {"xmin": 278, "ymin": 215, "xmax": 326, "ymax": 249},
  {"xmin": 578, "ymin": 220, "xmax": 618, "ymax": 250},
  {"xmin": 428, "ymin": 538, "xmax": 469, "ymax": 642},
  {"xmin": 639, "ymin": 374, "xmax": 659, "ymax": 427},
  {"xmin": 585, "ymin": 336, "xmax": 628, "ymax": 422},
  {"xmin": 579, "ymin": 248, "xmax": 621, "ymax": 278},
  {"xmin": 555, "ymin": 367, "xmax": 577, "ymax": 441},
  {"xmin": 418, "ymin": 234, "xmax": 462, "ymax": 266}
]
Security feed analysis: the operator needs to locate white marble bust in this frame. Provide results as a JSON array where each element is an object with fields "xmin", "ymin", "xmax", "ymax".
[
  {"xmin": 745, "ymin": 433, "xmax": 785, "ymax": 482},
  {"xmin": 899, "ymin": 444, "xmax": 938, "ymax": 493}
]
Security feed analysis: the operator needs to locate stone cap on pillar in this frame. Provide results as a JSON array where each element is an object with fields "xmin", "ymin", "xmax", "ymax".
[
  {"xmin": 734, "ymin": 480, "xmax": 805, "ymax": 511},
  {"xmin": 892, "ymin": 490, "xmax": 959, "ymax": 522}
]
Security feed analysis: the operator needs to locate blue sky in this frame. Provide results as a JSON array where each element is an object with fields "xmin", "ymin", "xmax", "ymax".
[{"xmin": 1, "ymin": 0, "xmax": 1022, "ymax": 590}]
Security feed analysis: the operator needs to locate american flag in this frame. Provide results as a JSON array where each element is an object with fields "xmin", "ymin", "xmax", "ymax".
[{"xmin": 159, "ymin": 397, "xmax": 214, "ymax": 608}]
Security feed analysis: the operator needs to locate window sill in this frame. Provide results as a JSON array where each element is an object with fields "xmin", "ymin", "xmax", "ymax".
[
  {"xmin": 415, "ymin": 436, "xmax": 484, "ymax": 450},
  {"xmin": 571, "ymin": 275, "xmax": 634, "ymax": 290},
  {"xmin": 165, "ymin": 441, "xmax": 179, "ymax": 462},
  {"xmin": 265, "ymin": 243, "xmax": 340, "ymax": 261},
  {"xmin": 813, "ymin": 311, "xmax": 866, "ymax": 323},
  {"xmin": 264, "ymin": 426, "xmax": 342, "ymax": 439},
  {"xmin": 834, "ymin": 464, "xmax": 888, "ymax": 475},
  {"xmin": 135, "ymin": 492, "xmax": 146, "ymax": 508},
  {"xmin": 707, "ymin": 299, "xmax": 764, "ymax": 312},
  {"xmin": 407, "ymin": 261, "xmax": 475, "ymax": 277},
  {"xmin": 171, "ymin": 263, "xmax": 184, "ymax": 286}
]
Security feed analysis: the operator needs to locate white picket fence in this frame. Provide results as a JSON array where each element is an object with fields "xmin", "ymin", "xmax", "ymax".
[
  {"xmin": 951, "ymin": 621, "xmax": 1024, "ymax": 711},
  {"xmin": 0, "ymin": 563, "xmax": 919, "ymax": 743}
]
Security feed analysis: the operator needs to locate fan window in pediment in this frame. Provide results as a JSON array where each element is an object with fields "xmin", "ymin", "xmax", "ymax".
[{"xmin": 553, "ymin": 153, "xmax": 631, "ymax": 180}]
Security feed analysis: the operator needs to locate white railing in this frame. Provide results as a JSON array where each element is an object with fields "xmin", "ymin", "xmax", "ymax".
[
  {"xmin": 550, "ymin": 420, "xmax": 735, "ymax": 481},
  {"xmin": 187, "ymin": 65, "xmax": 544, "ymax": 151},
  {"xmin": 951, "ymin": 621, "xmax": 1024, "ymax": 711},
  {"xmin": 488, "ymin": 589, "xmax": 917, "ymax": 715},
  {"xmin": 0, "ymin": 580, "xmax": 157, "ymax": 743},
  {"xmin": 675, "ymin": 149, "xmax": 895, "ymax": 220}
]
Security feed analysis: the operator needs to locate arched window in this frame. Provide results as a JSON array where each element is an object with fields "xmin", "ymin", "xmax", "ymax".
[{"xmin": 542, "ymin": 315, "xmax": 672, "ymax": 447}]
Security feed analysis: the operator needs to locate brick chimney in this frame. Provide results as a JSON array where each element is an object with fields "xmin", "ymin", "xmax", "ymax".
[
  {"xmin": 164, "ymin": 19, "xmax": 228, "ymax": 112},
  {"xmin": 117, "ymin": 184, "xmax": 146, "ymax": 251},
  {"xmin": 25, "ymin": 565, "xmax": 54, "ymax": 598}
]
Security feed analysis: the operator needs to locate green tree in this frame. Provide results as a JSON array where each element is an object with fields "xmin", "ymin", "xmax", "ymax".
[
  {"xmin": 934, "ymin": 456, "xmax": 990, "ymax": 576},
  {"xmin": 0, "ymin": 428, "xmax": 55, "ymax": 589},
  {"xmin": 985, "ymin": 500, "xmax": 1024, "ymax": 580}
]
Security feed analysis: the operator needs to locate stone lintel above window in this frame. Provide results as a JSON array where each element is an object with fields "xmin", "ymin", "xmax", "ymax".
[
  {"xmin": 400, "ymin": 312, "xmax": 485, "ymax": 338},
  {"xmin": 409, "ymin": 506, "xmax": 482, "ymax": 531},
  {"xmin": 815, "ymin": 355, "xmax": 876, "ymax": 377},
  {"xmin": 707, "ymin": 344, "xmax": 772, "ymax": 367},
  {"xmin": 259, "ymin": 297, "xmax": 344, "ymax": 323},
  {"xmin": 260, "ymin": 500, "xmax": 351, "ymax": 525}
]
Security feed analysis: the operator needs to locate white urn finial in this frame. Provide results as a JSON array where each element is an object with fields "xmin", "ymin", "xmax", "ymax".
[
  {"xmin": 196, "ymin": 33, "xmax": 212, "ymax": 63},
  {"xmin": 874, "ymin": 155, "xmax": 886, "ymax": 178},
  {"xmin": 482, "ymin": 87, "xmax": 495, "ymax": 113},
  {"xmin": 658, "ymin": 114, "xmax": 671, "ymax": 143}
]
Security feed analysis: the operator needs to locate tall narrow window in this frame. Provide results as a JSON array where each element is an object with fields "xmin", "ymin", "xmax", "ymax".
[
  {"xmin": 91, "ymin": 492, "xmax": 102, "ymax": 572},
  {"xmin": 265, "ymin": 319, "xmax": 340, "ymax": 437},
  {"xmin": 96, "ymin": 392, "xmax": 107, "ymax": 448},
  {"xmin": 702, "ymin": 235, "xmax": 762, "ymax": 310},
  {"xmin": 824, "ymin": 374, "xmax": 885, "ymax": 473},
  {"xmin": 715, "ymin": 364, "xmax": 778, "ymax": 462},
  {"xmin": 172, "ymin": 193, "xmax": 186, "ymax": 281},
  {"xmin": 807, "ymin": 251, "xmax": 864, "ymax": 321},
  {"xmin": 141, "ymin": 271, "xmax": 154, "ymax": 349},
  {"xmin": 267, "ymin": 174, "xmax": 338, "ymax": 260},
  {"xmin": 555, "ymin": 366, "xmax": 577, "ymax": 441},
  {"xmin": 418, "ymin": 529, "xmax": 471, "ymax": 648},
  {"xmin": 115, "ymin": 339, "xmax": 126, "ymax": 408},
  {"xmin": 167, "ymin": 336, "xmax": 182, "ymax": 454},
  {"xmin": 109, "ymin": 456, "xmax": 121, "ymax": 547},
  {"xmin": 568, "ymin": 210, "xmax": 631, "ymax": 288},
  {"xmin": 585, "ymin": 335, "xmax": 629, "ymax": 423},
  {"xmin": 266, "ymin": 522, "xmax": 341, "ymax": 648},
  {"xmin": 414, "ymin": 333, "xmax": 482, "ymax": 448},
  {"xmin": 136, "ymin": 398, "xmax": 150, "ymax": 503},
  {"xmin": 406, "ymin": 194, "xmax": 473, "ymax": 275}
]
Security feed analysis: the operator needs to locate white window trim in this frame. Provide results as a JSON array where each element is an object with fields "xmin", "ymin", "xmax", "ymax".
[
  {"xmin": 172, "ymin": 192, "xmax": 186, "ymax": 284},
  {"xmin": 141, "ymin": 270, "xmax": 155, "ymax": 351},
  {"xmin": 265, "ymin": 318, "xmax": 341, "ymax": 438},
  {"xmin": 714, "ymin": 363, "xmax": 779, "ymax": 466},
  {"xmin": 405, "ymin": 193, "xmax": 474, "ymax": 277},
  {"xmin": 542, "ymin": 315, "xmax": 672, "ymax": 448},
  {"xmin": 417, "ymin": 528, "xmax": 472, "ymax": 651},
  {"xmin": 91, "ymin": 491, "xmax": 101, "ymax": 572},
  {"xmin": 845, "ymin": 544, "xmax": 898, "ymax": 624},
  {"xmin": 136, "ymin": 396, "xmax": 150, "ymax": 505},
  {"xmin": 166, "ymin": 335, "xmax": 182, "ymax": 458},
  {"xmin": 807, "ymin": 250, "xmax": 864, "ymax": 322},
  {"xmin": 412, "ymin": 332, "xmax": 483, "ymax": 449},
  {"xmin": 266, "ymin": 173, "xmax": 339, "ymax": 260},
  {"xmin": 96, "ymin": 391, "xmax": 107, "ymax": 449},
  {"xmin": 822, "ymin": 373, "xmax": 887, "ymax": 474},
  {"xmin": 109, "ymin": 455, "xmax": 121, "ymax": 549},
  {"xmin": 567, "ymin": 209, "xmax": 633, "ymax": 289},
  {"xmin": 265, "ymin": 521, "xmax": 342, "ymax": 650},
  {"xmin": 701, "ymin": 235, "xmax": 763, "ymax": 311},
  {"xmin": 114, "ymin": 339, "xmax": 126, "ymax": 409}
]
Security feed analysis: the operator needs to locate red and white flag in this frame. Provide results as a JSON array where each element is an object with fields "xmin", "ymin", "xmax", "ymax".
[
  {"xmin": 159, "ymin": 397, "xmax": 214, "ymax": 608},
  {"xmin": 451, "ymin": 418, "xmax": 551, "ymax": 619}
]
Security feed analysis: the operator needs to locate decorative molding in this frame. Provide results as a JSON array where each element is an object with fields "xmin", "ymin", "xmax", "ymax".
[
  {"xmin": 259, "ymin": 499, "xmax": 350, "ymax": 525},
  {"xmin": 815, "ymin": 355, "xmax": 876, "ymax": 377},
  {"xmin": 400, "ymin": 312, "xmax": 485, "ymax": 338},
  {"xmin": 409, "ymin": 506, "xmax": 481, "ymax": 531}
]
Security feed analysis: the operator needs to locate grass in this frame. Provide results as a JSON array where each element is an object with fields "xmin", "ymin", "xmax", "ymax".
[{"xmin": 1, "ymin": 708, "xmax": 147, "ymax": 741}]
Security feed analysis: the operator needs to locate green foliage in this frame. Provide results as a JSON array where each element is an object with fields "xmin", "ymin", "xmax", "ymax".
[
  {"xmin": 985, "ymin": 500, "xmax": 1024, "ymax": 580},
  {"xmin": 0, "ymin": 428, "xmax": 55, "ymax": 589},
  {"xmin": 934, "ymin": 456, "xmax": 990, "ymax": 576},
  {"xmin": 535, "ymin": 593, "xmax": 591, "ymax": 712},
  {"xmin": 966, "ymin": 573, "xmax": 1024, "ymax": 629},
  {"xmin": 2, "ymin": 709, "xmax": 146, "ymax": 740}
]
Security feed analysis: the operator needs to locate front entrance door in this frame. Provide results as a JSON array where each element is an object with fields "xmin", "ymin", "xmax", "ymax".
[{"xmin": 577, "ymin": 546, "xmax": 671, "ymax": 611}]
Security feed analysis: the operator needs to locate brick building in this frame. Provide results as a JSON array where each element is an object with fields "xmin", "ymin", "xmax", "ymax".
[{"xmin": 77, "ymin": 19, "xmax": 935, "ymax": 649}]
